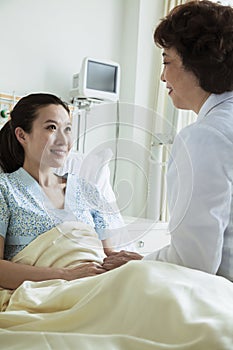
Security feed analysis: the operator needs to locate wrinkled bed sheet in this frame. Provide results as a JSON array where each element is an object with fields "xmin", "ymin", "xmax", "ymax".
[{"xmin": 0, "ymin": 221, "xmax": 233, "ymax": 350}]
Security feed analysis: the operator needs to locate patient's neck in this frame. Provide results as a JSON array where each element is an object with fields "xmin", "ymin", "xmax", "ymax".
[
  {"xmin": 23, "ymin": 162, "xmax": 57, "ymax": 187},
  {"xmin": 23, "ymin": 163, "xmax": 66, "ymax": 209}
]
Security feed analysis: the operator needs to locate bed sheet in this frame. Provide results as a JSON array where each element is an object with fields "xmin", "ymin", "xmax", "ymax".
[{"xmin": 0, "ymin": 221, "xmax": 233, "ymax": 350}]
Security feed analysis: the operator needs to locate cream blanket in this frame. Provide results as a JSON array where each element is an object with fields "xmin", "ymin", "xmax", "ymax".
[{"xmin": 0, "ymin": 222, "xmax": 233, "ymax": 350}]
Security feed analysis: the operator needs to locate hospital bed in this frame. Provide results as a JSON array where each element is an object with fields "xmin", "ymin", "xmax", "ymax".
[{"xmin": 0, "ymin": 149, "xmax": 233, "ymax": 350}]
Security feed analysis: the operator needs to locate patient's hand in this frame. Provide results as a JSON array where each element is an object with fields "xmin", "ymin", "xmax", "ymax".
[
  {"xmin": 102, "ymin": 250, "xmax": 143, "ymax": 270},
  {"xmin": 63, "ymin": 262, "xmax": 107, "ymax": 280}
]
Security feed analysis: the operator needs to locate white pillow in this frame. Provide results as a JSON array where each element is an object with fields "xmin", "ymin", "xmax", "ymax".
[{"xmin": 55, "ymin": 149, "xmax": 137, "ymax": 251}]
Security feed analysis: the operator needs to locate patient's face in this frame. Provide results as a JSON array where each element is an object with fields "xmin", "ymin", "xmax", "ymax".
[{"xmin": 23, "ymin": 104, "xmax": 73, "ymax": 169}]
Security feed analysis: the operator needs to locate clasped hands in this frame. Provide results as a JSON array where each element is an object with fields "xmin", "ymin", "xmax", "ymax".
[{"xmin": 64, "ymin": 250, "xmax": 143, "ymax": 280}]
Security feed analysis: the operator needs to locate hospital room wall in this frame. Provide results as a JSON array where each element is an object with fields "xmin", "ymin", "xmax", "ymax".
[
  {"xmin": 0, "ymin": 0, "xmax": 163, "ymax": 106},
  {"xmin": 111, "ymin": 0, "xmax": 164, "ymax": 217},
  {"xmin": 0, "ymin": 0, "xmax": 124, "ymax": 99},
  {"xmin": 0, "ymin": 0, "xmax": 164, "ymax": 217}
]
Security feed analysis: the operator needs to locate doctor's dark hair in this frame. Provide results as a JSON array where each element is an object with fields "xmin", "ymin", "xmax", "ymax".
[
  {"xmin": 154, "ymin": 0, "xmax": 233, "ymax": 93},
  {"xmin": 0, "ymin": 93, "xmax": 70, "ymax": 173}
]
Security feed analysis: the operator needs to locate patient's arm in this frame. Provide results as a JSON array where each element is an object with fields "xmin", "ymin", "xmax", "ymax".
[
  {"xmin": 0, "ymin": 237, "xmax": 106, "ymax": 290},
  {"xmin": 102, "ymin": 250, "xmax": 143, "ymax": 270},
  {"xmin": 101, "ymin": 238, "xmax": 115, "ymax": 256}
]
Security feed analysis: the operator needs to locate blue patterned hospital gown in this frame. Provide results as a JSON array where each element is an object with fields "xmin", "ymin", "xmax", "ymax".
[{"xmin": 0, "ymin": 168, "xmax": 122, "ymax": 260}]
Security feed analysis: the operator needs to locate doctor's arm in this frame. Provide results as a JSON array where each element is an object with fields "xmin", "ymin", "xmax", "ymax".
[{"xmin": 143, "ymin": 125, "xmax": 232, "ymax": 274}]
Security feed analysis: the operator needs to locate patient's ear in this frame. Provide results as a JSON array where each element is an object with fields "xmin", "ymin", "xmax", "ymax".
[{"xmin": 15, "ymin": 127, "xmax": 27, "ymax": 145}]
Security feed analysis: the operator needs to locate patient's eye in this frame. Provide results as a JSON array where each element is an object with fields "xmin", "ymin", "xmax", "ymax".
[
  {"xmin": 163, "ymin": 61, "xmax": 170, "ymax": 65},
  {"xmin": 65, "ymin": 126, "xmax": 72, "ymax": 133},
  {"xmin": 46, "ymin": 124, "xmax": 57, "ymax": 131}
]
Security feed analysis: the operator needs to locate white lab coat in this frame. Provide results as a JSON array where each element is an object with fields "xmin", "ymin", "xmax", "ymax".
[{"xmin": 144, "ymin": 91, "xmax": 233, "ymax": 281}]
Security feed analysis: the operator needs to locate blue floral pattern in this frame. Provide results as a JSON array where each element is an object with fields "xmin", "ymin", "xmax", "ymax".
[{"xmin": 0, "ymin": 168, "xmax": 122, "ymax": 260}]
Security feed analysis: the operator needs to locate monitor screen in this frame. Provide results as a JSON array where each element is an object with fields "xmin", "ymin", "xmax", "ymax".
[
  {"xmin": 86, "ymin": 61, "xmax": 117, "ymax": 93},
  {"xmin": 70, "ymin": 57, "xmax": 120, "ymax": 101}
]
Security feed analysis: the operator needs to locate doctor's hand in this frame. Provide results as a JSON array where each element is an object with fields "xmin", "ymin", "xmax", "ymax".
[
  {"xmin": 62, "ymin": 262, "xmax": 107, "ymax": 280},
  {"xmin": 102, "ymin": 250, "xmax": 143, "ymax": 271}
]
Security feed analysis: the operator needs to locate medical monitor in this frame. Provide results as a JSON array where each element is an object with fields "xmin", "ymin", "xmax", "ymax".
[{"xmin": 70, "ymin": 57, "xmax": 120, "ymax": 102}]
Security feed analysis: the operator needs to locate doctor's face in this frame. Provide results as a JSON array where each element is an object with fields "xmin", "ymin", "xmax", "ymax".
[
  {"xmin": 160, "ymin": 47, "xmax": 204, "ymax": 113},
  {"xmin": 22, "ymin": 104, "xmax": 73, "ymax": 169}
]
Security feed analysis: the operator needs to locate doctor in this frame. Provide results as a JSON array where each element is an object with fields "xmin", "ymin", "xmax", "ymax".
[{"xmin": 103, "ymin": 0, "xmax": 233, "ymax": 281}]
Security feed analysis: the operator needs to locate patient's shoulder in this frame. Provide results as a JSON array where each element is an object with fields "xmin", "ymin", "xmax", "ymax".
[
  {"xmin": 0, "ymin": 169, "xmax": 21, "ymax": 188},
  {"xmin": 0, "ymin": 173, "xmax": 11, "ymax": 196},
  {"xmin": 0, "ymin": 172, "xmax": 9, "ymax": 182}
]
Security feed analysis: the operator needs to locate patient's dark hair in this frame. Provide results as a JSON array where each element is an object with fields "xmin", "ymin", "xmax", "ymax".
[
  {"xmin": 154, "ymin": 0, "xmax": 233, "ymax": 93},
  {"xmin": 0, "ymin": 93, "xmax": 70, "ymax": 173}
]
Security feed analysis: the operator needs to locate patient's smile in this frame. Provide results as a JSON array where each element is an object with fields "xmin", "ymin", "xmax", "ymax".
[{"xmin": 50, "ymin": 149, "xmax": 67, "ymax": 157}]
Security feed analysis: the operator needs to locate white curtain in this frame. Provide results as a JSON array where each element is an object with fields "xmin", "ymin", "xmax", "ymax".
[{"xmin": 146, "ymin": 0, "xmax": 197, "ymax": 222}]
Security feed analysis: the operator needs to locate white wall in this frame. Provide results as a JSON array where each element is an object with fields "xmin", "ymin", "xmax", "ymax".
[
  {"xmin": 0, "ymin": 0, "xmax": 124, "ymax": 100},
  {"xmin": 0, "ymin": 0, "xmax": 165, "ymax": 217},
  {"xmin": 112, "ymin": 0, "xmax": 165, "ymax": 217},
  {"xmin": 0, "ymin": 0, "xmax": 164, "ymax": 105}
]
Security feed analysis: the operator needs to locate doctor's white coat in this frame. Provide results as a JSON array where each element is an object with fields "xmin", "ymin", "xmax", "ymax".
[{"xmin": 144, "ymin": 91, "xmax": 233, "ymax": 281}]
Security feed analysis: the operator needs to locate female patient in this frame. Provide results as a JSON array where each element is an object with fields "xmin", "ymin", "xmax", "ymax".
[
  {"xmin": 103, "ymin": 0, "xmax": 233, "ymax": 281},
  {"xmin": 0, "ymin": 93, "xmax": 118, "ymax": 290}
]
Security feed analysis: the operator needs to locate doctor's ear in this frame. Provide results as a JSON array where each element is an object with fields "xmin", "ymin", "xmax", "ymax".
[{"xmin": 15, "ymin": 127, "xmax": 27, "ymax": 145}]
